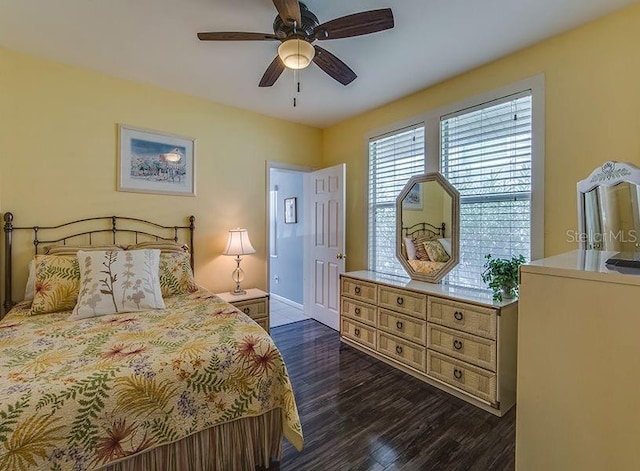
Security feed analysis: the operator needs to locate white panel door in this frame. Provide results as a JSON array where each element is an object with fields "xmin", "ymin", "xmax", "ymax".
[{"xmin": 304, "ymin": 164, "xmax": 345, "ymax": 330}]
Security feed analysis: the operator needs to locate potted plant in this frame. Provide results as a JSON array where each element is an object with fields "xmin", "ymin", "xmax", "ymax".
[{"xmin": 481, "ymin": 254, "xmax": 527, "ymax": 302}]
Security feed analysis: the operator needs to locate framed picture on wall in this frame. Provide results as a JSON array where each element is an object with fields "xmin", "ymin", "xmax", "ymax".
[
  {"xmin": 118, "ymin": 124, "xmax": 196, "ymax": 196},
  {"xmin": 284, "ymin": 197, "xmax": 297, "ymax": 224},
  {"xmin": 402, "ymin": 182, "xmax": 423, "ymax": 210}
]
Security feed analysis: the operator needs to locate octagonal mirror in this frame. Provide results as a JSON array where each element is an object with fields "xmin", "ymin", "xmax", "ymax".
[{"xmin": 396, "ymin": 173, "xmax": 460, "ymax": 283}]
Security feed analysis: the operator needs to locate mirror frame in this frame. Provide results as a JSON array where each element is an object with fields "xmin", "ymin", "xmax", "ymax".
[
  {"xmin": 577, "ymin": 161, "xmax": 640, "ymax": 250},
  {"xmin": 395, "ymin": 173, "xmax": 460, "ymax": 283}
]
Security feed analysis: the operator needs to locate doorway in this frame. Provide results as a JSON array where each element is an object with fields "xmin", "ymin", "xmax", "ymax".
[
  {"xmin": 267, "ymin": 162, "xmax": 346, "ymax": 331},
  {"xmin": 268, "ymin": 165, "xmax": 311, "ymax": 327}
]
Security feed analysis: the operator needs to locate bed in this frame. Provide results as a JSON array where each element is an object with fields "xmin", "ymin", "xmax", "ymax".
[
  {"xmin": 401, "ymin": 222, "xmax": 451, "ymax": 274},
  {"xmin": 0, "ymin": 213, "xmax": 302, "ymax": 470}
]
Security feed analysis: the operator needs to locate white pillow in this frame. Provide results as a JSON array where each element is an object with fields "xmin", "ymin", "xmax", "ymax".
[
  {"xmin": 70, "ymin": 249, "xmax": 165, "ymax": 320},
  {"xmin": 404, "ymin": 237, "xmax": 418, "ymax": 260},
  {"xmin": 24, "ymin": 259, "xmax": 36, "ymax": 301},
  {"xmin": 438, "ymin": 238, "xmax": 452, "ymax": 257}
]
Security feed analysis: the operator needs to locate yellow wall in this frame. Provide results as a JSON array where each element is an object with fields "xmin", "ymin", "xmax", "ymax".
[
  {"xmin": 0, "ymin": 47, "xmax": 322, "ymax": 300},
  {"xmin": 323, "ymin": 3, "xmax": 640, "ymax": 271},
  {"xmin": 3, "ymin": 2, "xmax": 640, "ymax": 297}
]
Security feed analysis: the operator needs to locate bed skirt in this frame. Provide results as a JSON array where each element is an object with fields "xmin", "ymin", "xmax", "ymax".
[{"xmin": 101, "ymin": 409, "xmax": 283, "ymax": 471}]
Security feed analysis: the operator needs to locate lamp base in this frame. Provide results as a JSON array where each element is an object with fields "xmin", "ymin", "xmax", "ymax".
[{"xmin": 230, "ymin": 255, "xmax": 246, "ymax": 296}]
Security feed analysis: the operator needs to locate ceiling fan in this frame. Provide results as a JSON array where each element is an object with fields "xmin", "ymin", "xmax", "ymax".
[{"xmin": 197, "ymin": 0, "xmax": 394, "ymax": 87}]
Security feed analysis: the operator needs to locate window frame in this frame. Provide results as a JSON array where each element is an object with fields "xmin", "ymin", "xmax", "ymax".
[
  {"xmin": 365, "ymin": 74, "xmax": 545, "ymax": 279},
  {"xmin": 367, "ymin": 124, "xmax": 426, "ymax": 276}
]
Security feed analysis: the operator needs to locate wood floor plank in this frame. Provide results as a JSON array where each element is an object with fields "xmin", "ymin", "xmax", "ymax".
[{"xmin": 271, "ymin": 320, "xmax": 515, "ymax": 470}]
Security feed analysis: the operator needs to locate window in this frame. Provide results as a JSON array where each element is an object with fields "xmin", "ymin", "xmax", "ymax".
[
  {"xmin": 368, "ymin": 125, "xmax": 425, "ymax": 276},
  {"xmin": 441, "ymin": 92, "xmax": 533, "ymax": 288}
]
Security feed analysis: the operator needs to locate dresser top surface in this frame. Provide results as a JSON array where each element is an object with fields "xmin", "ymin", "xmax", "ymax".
[
  {"xmin": 215, "ymin": 288, "xmax": 269, "ymax": 303},
  {"xmin": 522, "ymin": 250, "xmax": 640, "ymax": 285},
  {"xmin": 342, "ymin": 270, "xmax": 514, "ymax": 308}
]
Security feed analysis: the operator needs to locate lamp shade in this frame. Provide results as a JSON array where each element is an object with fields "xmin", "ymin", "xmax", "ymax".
[
  {"xmin": 278, "ymin": 39, "xmax": 315, "ymax": 70},
  {"xmin": 223, "ymin": 228, "xmax": 256, "ymax": 256}
]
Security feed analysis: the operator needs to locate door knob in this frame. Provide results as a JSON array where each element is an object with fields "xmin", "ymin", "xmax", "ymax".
[{"xmin": 336, "ymin": 253, "xmax": 347, "ymax": 260}]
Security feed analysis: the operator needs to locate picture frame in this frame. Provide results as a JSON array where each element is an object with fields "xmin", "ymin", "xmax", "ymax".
[
  {"xmin": 284, "ymin": 197, "xmax": 297, "ymax": 224},
  {"xmin": 403, "ymin": 182, "xmax": 423, "ymax": 210},
  {"xmin": 118, "ymin": 124, "xmax": 196, "ymax": 196}
]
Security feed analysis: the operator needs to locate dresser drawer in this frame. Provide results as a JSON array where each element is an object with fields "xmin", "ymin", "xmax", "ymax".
[
  {"xmin": 378, "ymin": 332, "xmax": 426, "ymax": 372},
  {"xmin": 341, "ymin": 318, "xmax": 376, "ymax": 350},
  {"xmin": 341, "ymin": 277, "xmax": 377, "ymax": 303},
  {"xmin": 341, "ymin": 297, "xmax": 376, "ymax": 326},
  {"xmin": 428, "ymin": 324, "xmax": 496, "ymax": 371},
  {"xmin": 379, "ymin": 308, "xmax": 426, "ymax": 346},
  {"xmin": 427, "ymin": 350, "xmax": 497, "ymax": 405},
  {"xmin": 428, "ymin": 297, "xmax": 497, "ymax": 340},
  {"xmin": 378, "ymin": 286, "xmax": 427, "ymax": 320},
  {"xmin": 234, "ymin": 298, "xmax": 268, "ymax": 321}
]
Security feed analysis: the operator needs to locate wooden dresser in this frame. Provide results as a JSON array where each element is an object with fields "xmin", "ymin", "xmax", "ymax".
[
  {"xmin": 340, "ymin": 270, "xmax": 517, "ymax": 416},
  {"xmin": 517, "ymin": 251, "xmax": 640, "ymax": 470}
]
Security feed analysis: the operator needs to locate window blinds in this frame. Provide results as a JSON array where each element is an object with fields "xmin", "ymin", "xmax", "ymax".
[
  {"xmin": 441, "ymin": 92, "xmax": 532, "ymax": 289},
  {"xmin": 369, "ymin": 124, "xmax": 425, "ymax": 276}
]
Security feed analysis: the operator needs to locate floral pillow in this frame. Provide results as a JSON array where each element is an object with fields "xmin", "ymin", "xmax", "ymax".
[
  {"xmin": 423, "ymin": 240, "xmax": 451, "ymax": 263},
  {"xmin": 30, "ymin": 255, "xmax": 81, "ymax": 315},
  {"xmin": 412, "ymin": 236, "xmax": 432, "ymax": 261},
  {"xmin": 159, "ymin": 251, "xmax": 198, "ymax": 297},
  {"xmin": 70, "ymin": 249, "xmax": 165, "ymax": 320}
]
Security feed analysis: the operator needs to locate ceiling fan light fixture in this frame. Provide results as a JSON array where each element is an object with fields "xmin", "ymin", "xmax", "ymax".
[{"xmin": 278, "ymin": 38, "xmax": 315, "ymax": 69}]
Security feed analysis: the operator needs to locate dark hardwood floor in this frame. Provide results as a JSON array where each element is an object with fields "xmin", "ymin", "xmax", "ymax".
[{"xmin": 270, "ymin": 319, "xmax": 515, "ymax": 471}]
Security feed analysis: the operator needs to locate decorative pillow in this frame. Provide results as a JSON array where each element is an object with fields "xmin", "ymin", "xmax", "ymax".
[
  {"xmin": 438, "ymin": 238, "xmax": 452, "ymax": 257},
  {"xmin": 423, "ymin": 240, "xmax": 451, "ymax": 263},
  {"xmin": 126, "ymin": 241, "xmax": 189, "ymax": 253},
  {"xmin": 70, "ymin": 249, "xmax": 165, "ymax": 320},
  {"xmin": 159, "ymin": 251, "xmax": 198, "ymax": 297},
  {"xmin": 30, "ymin": 255, "xmax": 80, "ymax": 315},
  {"xmin": 44, "ymin": 244, "xmax": 125, "ymax": 256},
  {"xmin": 404, "ymin": 238, "xmax": 417, "ymax": 260},
  {"xmin": 24, "ymin": 259, "xmax": 36, "ymax": 302},
  {"xmin": 412, "ymin": 236, "xmax": 432, "ymax": 261}
]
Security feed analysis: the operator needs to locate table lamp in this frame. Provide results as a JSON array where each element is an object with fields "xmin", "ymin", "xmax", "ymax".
[{"xmin": 222, "ymin": 228, "xmax": 256, "ymax": 295}]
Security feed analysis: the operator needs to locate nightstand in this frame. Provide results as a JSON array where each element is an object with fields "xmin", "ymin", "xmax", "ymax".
[{"xmin": 216, "ymin": 288, "xmax": 270, "ymax": 333}]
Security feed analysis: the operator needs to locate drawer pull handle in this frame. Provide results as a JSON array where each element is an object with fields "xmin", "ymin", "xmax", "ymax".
[
  {"xmin": 354, "ymin": 307, "xmax": 361, "ymax": 315},
  {"xmin": 354, "ymin": 286, "xmax": 361, "ymax": 295},
  {"xmin": 243, "ymin": 307, "xmax": 250, "ymax": 314},
  {"xmin": 454, "ymin": 368, "xmax": 464, "ymax": 380},
  {"xmin": 395, "ymin": 345, "xmax": 403, "ymax": 355},
  {"xmin": 454, "ymin": 311, "xmax": 464, "ymax": 321},
  {"xmin": 396, "ymin": 296, "xmax": 404, "ymax": 306},
  {"xmin": 453, "ymin": 339, "xmax": 463, "ymax": 350},
  {"xmin": 396, "ymin": 321, "xmax": 404, "ymax": 330},
  {"xmin": 354, "ymin": 328, "xmax": 361, "ymax": 337}
]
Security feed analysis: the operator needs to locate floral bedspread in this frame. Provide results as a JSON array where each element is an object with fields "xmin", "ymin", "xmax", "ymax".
[
  {"xmin": 408, "ymin": 259, "xmax": 446, "ymax": 275},
  {"xmin": 0, "ymin": 289, "xmax": 302, "ymax": 470}
]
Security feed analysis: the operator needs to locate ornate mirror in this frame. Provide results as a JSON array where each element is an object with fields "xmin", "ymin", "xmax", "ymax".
[
  {"xmin": 577, "ymin": 161, "xmax": 640, "ymax": 251},
  {"xmin": 396, "ymin": 173, "xmax": 460, "ymax": 283}
]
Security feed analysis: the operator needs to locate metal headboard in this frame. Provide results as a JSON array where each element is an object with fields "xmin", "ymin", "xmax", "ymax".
[
  {"xmin": 3, "ymin": 212, "xmax": 195, "ymax": 312},
  {"xmin": 402, "ymin": 221, "xmax": 446, "ymax": 239}
]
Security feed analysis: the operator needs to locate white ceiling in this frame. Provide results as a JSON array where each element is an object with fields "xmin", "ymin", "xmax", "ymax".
[{"xmin": 0, "ymin": 0, "xmax": 637, "ymax": 128}]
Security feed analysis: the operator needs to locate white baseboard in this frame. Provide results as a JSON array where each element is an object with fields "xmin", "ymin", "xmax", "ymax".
[{"xmin": 270, "ymin": 293, "xmax": 303, "ymax": 310}]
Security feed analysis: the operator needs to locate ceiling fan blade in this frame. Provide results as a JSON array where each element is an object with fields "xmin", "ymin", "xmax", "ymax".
[
  {"xmin": 313, "ymin": 46, "xmax": 357, "ymax": 86},
  {"xmin": 197, "ymin": 32, "xmax": 279, "ymax": 41},
  {"xmin": 314, "ymin": 8, "xmax": 394, "ymax": 40},
  {"xmin": 272, "ymin": 0, "xmax": 301, "ymax": 26},
  {"xmin": 259, "ymin": 56, "xmax": 286, "ymax": 87}
]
